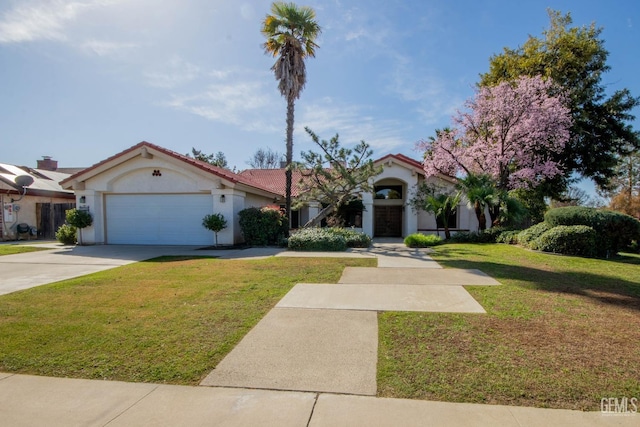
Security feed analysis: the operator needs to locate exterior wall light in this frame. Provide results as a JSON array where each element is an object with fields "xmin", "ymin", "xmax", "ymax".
[{"xmin": 220, "ymin": 195, "xmax": 226, "ymax": 203}]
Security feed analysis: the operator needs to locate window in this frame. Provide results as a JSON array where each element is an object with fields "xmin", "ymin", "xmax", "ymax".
[
  {"xmin": 337, "ymin": 199, "xmax": 364, "ymax": 227},
  {"xmin": 374, "ymin": 185, "xmax": 403, "ymax": 200},
  {"xmin": 436, "ymin": 209, "xmax": 458, "ymax": 229}
]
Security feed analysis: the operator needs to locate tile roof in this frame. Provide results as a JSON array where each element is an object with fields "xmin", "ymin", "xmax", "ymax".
[
  {"xmin": 60, "ymin": 141, "xmax": 279, "ymax": 196},
  {"xmin": 238, "ymin": 169, "xmax": 305, "ymax": 197}
]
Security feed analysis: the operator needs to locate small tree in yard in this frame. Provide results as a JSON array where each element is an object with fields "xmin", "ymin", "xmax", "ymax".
[
  {"xmin": 409, "ymin": 183, "xmax": 461, "ymax": 239},
  {"xmin": 202, "ymin": 213, "xmax": 227, "ymax": 246},
  {"xmin": 295, "ymin": 127, "xmax": 382, "ymax": 227},
  {"xmin": 65, "ymin": 208, "xmax": 92, "ymax": 245}
]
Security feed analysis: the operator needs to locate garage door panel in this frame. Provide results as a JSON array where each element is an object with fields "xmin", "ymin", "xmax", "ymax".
[{"xmin": 106, "ymin": 194, "xmax": 214, "ymax": 245}]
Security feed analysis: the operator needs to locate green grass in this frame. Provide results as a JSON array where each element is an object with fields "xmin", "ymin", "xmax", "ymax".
[
  {"xmin": 378, "ymin": 243, "xmax": 640, "ymax": 411},
  {"xmin": 0, "ymin": 245, "xmax": 50, "ymax": 256},
  {"xmin": 0, "ymin": 256, "xmax": 375, "ymax": 384}
]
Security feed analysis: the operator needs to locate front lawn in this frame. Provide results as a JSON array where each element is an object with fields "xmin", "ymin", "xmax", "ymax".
[
  {"xmin": 0, "ymin": 256, "xmax": 375, "ymax": 384},
  {"xmin": 0, "ymin": 245, "xmax": 49, "ymax": 256},
  {"xmin": 378, "ymin": 243, "xmax": 640, "ymax": 411}
]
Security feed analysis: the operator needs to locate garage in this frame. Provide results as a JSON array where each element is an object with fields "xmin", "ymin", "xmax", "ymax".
[{"xmin": 105, "ymin": 194, "xmax": 214, "ymax": 245}]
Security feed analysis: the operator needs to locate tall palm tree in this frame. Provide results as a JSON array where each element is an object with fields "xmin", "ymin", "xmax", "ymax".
[{"xmin": 261, "ymin": 2, "xmax": 321, "ymax": 228}]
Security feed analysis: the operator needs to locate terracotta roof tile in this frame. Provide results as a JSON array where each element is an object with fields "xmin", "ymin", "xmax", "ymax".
[
  {"xmin": 60, "ymin": 141, "xmax": 279, "ymax": 196},
  {"xmin": 238, "ymin": 169, "xmax": 304, "ymax": 197}
]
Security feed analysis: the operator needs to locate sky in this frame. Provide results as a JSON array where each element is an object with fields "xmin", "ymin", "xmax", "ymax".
[{"xmin": 1, "ymin": 0, "xmax": 638, "ymax": 191}]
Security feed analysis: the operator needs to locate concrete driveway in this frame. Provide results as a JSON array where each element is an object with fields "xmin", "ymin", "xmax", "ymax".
[{"xmin": 0, "ymin": 245, "xmax": 205, "ymax": 296}]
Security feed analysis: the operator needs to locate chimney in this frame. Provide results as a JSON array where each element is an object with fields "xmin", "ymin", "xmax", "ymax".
[{"xmin": 37, "ymin": 156, "xmax": 58, "ymax": 171}]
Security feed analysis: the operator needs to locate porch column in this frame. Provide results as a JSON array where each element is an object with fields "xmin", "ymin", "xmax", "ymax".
[
  {"xmin": 362, "ymin": 192, "xmax": 374, "ymax": 237},
  {"xmin": 211, "ymin": 189, "xmax": 245, "ymax": 245}
]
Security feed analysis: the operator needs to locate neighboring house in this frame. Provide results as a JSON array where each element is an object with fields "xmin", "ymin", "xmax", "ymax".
[
  {"xmin": 0, "ymin": 157, "xmax": 77, "ymax": 240},
  {"xmin": 58, "ymin": 141, "xmax": 483, "ymax": 246}
]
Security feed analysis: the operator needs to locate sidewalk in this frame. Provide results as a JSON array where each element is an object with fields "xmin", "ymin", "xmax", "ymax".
[
  {"xmin": 1, "ymin": 241, "xmax": 636, "ymax": 426},
  {"xmin": 1, "ymin": 372, "xmax": 635, "ymax": 426}
]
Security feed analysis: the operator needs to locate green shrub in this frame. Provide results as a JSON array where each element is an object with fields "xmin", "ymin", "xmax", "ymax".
[
  {"xmin": 65, "ymin": 208, "xmax": 93, "ymax": 229},
  {"xmin": 517, "ymin": 222, "xmax": 552, "ymax": 248},
  {"xmin": 496, "ymin": 230, "xmax": 520, "ymax": 244},
  {"xmin": 448, "ymin": 227, "xmax": 507, "ymax": 244},
  {"xmin": 55, "ymin": 224, "xmax": 77, "ymax": 245},
  {"xmin": 544, "ymin": 207, "xmax": 640, "ymax": 256},
  {"xmin": 288, "ymin": 228, "xmax": 347, "ymax": 251},
  {"xmin": 531, "ymin": 225, "xmax": 597, "ymax": 257},
  {"xmin": 238, "ymin": 207, "xmax": 288, "ymax": 246},
  {"xmin": 404, "ymin": 233, "xmax": 442, "ymax": 247},
  {"xmin": 326, "ymin": 227, "xmax": 371, "ymax": 248}
]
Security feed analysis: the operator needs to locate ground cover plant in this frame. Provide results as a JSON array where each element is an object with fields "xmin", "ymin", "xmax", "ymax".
[
  {"xmin": 378, "ymin": 243, "xmax": 640, "ymax": 411},
  {"xmin": 288, "ymin": 227, "xmax": 370, "ymax": 251},
  {"xmin": 0, "ymin": 245, "xmax": 49, "ymax": 256},
  {"xmin": 404, "ymin": 233, "xmax": 442, "ymax": 248},
  {"xmin": 0, "ymin": 256, "xmax": 374, "ymax": 384}
]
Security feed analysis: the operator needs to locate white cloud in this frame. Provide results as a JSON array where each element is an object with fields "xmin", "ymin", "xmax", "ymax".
[
  {"xmin": 299, "ymin": 98, "xmax": 408, "ymax": 155},
  {"xmin": 386, "ymin": 54, "xmax": 463, "ymax": 126},
  {"xmin": 0, "ymin": 0, "xmax": 119, "ymax": 43},
  {"xmin": 81, "ymin": 39, "xmax": 137, "ymax": 56},
  {"xmin": 144, "ymin": 57, "xmax": 204, "ymax": 89},
  {"xmin": 162, "ymin": 78, "xmax": 281, "ymax": 133}
]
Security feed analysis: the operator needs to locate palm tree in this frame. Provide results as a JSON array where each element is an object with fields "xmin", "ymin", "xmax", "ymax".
[
  {"xmin": 261, "ymin": 2, "xmax": 321, "ymax": 228},
  {"xmin": 456, "ymin": 173, "xmax": 497, "ymax": 231},
  {"xmin": 427, "ymin": 192, "xmax": 461, "ymax": 239}
]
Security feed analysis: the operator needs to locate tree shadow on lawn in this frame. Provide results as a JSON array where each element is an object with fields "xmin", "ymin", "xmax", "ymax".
[
  {"xmin": 434, "ymin": 247, "xmax": 640, "ymax": 311},
  {"xmin": 141, "ymin": 255, "xmax": 219, "ymax": 263}
]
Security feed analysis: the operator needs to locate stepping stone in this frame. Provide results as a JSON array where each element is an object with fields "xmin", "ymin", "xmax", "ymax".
[
  {"xmin": 277, "ymin": 284, "xmax": 486, "ymax": 313},
  {"xmin": 339, "ymin": 267, "xmax": 501, "ymax": 286},
  {"xmin": 200, "ymin": 308, "xmax": 377, "ymax": 396}
]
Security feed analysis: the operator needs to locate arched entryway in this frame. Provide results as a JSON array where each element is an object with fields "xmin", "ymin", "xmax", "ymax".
[{"xmin": 373, "ymin": 179, "xmax": 405, "ymax": 238}]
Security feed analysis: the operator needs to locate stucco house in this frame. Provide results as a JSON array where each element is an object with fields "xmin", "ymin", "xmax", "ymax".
[
  {"xmin": 60, "ymin": 141, "xmax": 483, "ymax": 246},
  {"xmin": 1, "ymin": 158, "xmax": 77, "ymax": 241}
]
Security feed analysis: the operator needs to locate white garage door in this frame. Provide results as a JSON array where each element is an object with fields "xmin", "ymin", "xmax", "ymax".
[{"xmin": 105, "ymin": 194, "xmax": 214, "ymax": 245}]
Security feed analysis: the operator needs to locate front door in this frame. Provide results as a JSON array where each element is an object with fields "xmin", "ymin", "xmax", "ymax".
[{"xmin": 374, "ymin": 206, "xmax": 402, "ymax": 237}]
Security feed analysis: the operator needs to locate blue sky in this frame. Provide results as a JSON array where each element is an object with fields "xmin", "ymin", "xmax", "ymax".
[{"xmin": 1, "ymin": 0, "xmax": 638, "ymax": 185}]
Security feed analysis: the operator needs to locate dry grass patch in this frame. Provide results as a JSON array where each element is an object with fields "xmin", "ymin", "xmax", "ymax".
[
  {"xmin": 0, "ymin": 256, "xmax": 374, "ymax": 384},
  {"xmin": 378, "ymin": 244, "xmax": 640, "ymax": 411}
]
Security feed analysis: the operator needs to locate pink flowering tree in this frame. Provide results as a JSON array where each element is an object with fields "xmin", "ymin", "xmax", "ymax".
[{"xmin": 419, "ymin": 76, "xmax": 572, "ymax": 192}]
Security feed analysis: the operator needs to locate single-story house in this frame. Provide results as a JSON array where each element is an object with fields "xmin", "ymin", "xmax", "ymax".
[
  {"xmin": 1, "ymin": 157, "xmax": 77, "ymax": 240},
  {"xmin": 60, "ymin": 141, "xmax": 485, "ymax": 246}
]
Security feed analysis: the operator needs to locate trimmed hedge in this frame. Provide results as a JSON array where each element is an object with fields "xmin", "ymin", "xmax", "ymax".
[
  {"xmin": 238, "ymin": 207, "xmax": 288, "ymax": 246},
  {"xmin": 404, "ymin": 233, "xmax": 442, "ymax": 247},
  {"xmin": 287, "ymin": 227, "xmax": 371, "ymax": 251},
  {"xmin": 544, "ymin": 207, "xmax": 640, "ymax": 256},
  {"xmin": 517, "ymin": 222, "xmax": 552, "ymax": 248},
  {"xmin": 288, "ymin": 228, "xmax": 347, "ymax": 251},
  {"xmin": 326, "ymin": 227, "xmax": 371, "ymax": 248},
  {"xmin": 531, "ymin": 225, "xmax": 597, "ymax": 257},
  {"xmin": 496, "ymin": 230, "xmax": 520, "ymax": 244},
  {"xmin": 449, "ymin": 227, "xmax": 513, "ymax": 244}
]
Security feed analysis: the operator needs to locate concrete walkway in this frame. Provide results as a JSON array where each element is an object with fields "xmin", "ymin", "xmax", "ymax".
[
  {"xmin": 201, "ymin": 242, "xmax": 496, "ymax": 395},
  {"xmin": 1, "ymin": 373, "xmax": 636, "ymax": 426},
  {"xmin": 1, "ymin": 241, "xmax": 636, "ymax": 425}
]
